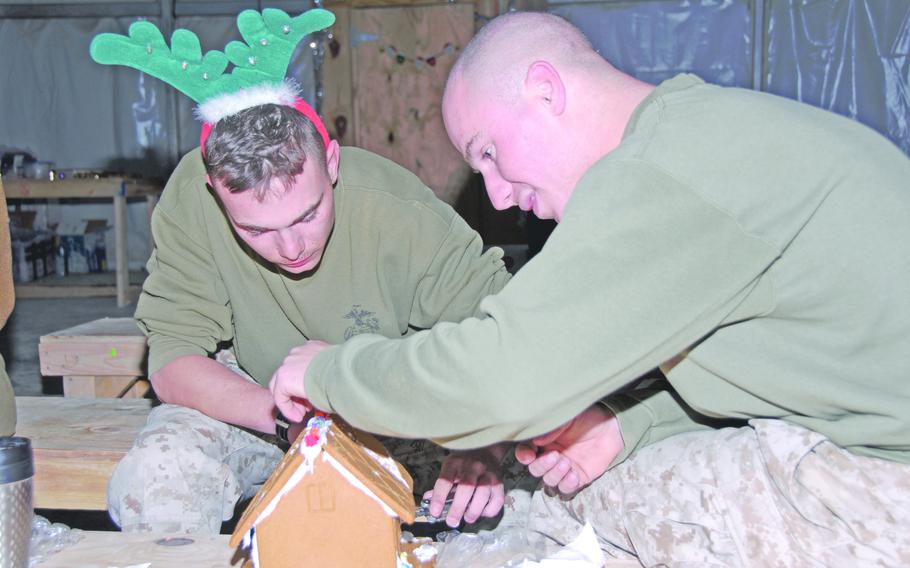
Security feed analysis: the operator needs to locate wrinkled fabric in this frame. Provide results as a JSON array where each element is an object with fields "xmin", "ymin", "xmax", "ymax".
[
  {"xmin": 108, "ymin": 404, "xmax": 284, "ymax": 533},
  {"xmin": 528, "ymin": 420, "xmax": 910, "ymax": 567},
  {"xmin": 108, "ymin": 404, "xmax": 537, "ymax": 534},
  {"xmin": 766, "ymin": 0, "xmax": 910, "ymax": 155}
]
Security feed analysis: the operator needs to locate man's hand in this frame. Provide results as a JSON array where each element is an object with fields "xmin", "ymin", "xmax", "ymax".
[
  {"xmin": 515, "ymin": 404, "xmax": 623, "ymax": 495},
  {"xmin": 423, "ymin": 443, "xmax": 508, "ymax": 527},
  {"xmin": 269, "ymin": 340, "xmax": 331, "ymax": 422}
]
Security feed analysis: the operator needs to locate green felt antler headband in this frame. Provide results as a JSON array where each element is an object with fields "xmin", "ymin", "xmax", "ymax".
[{"xmin": 90, "ymin": 8, "xmax": 335, "ymax": 123}]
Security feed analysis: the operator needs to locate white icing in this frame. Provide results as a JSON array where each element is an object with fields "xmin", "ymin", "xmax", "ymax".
[
  {"xmin": 363, "ymin": 447, "xmax": 410, "ymax": 489},
  {"xmin": 322, "ymin": 452, "xmax": 398, "ymax": 517},
  {"xmin": 252, "ymin": 438, "xmax": 324, "ymax": 526},
  {"xmin": 413, "ymin": 543, "xmax": 437, "ymax": 562},
  {"xmin": 243, "ymin": 529, "xmax": 261, "ymax": 568},
  {"xmin": 244, "ymin": 416, "xmax": 332, "ymax": 541}
]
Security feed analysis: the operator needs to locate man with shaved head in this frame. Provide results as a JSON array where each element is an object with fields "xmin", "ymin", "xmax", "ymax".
[{"xmin": 272, "ymin": 12, "xmax": 910, "ymax": 564}]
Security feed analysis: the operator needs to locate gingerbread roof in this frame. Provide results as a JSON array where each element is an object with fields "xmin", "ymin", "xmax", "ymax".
[{"xmin": 230, "ymin": 415, "xmax": 416, "ymax": 548}]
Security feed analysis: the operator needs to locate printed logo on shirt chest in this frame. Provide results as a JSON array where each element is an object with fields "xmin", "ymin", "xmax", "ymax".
[{"xmin": 343, "ymin": 305, "xmax": 380, "ymax": 340}]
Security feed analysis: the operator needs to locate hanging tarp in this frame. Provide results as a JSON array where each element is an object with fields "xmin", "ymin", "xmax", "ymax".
[{"xmin": 765, "ymin": 0, "xmax": 910, "ymax": 155}]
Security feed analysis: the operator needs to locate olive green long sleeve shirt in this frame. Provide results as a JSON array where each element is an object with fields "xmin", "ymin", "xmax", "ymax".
[
  {"xmin": 135, "ymin": 147, "xmax": 510, "ymax": 386},
  {"xmin": 305, "ymin": 75, "xmax": 910, "ymax": 466}
]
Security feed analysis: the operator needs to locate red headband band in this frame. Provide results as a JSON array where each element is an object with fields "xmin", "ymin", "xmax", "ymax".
[{"xmin": 199, "ymin": 97, "xmax": 332, "ymax": 153}]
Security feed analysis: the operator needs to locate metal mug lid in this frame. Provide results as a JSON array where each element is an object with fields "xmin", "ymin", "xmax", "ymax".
[{"xmin": 0, "ymin": 437, "xmax": 34, "ymax": 483}]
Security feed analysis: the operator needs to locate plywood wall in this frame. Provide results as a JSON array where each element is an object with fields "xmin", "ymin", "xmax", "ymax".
[{"xmin": 324, "ymin": 2, "xmax": 475, "ymax": 205}]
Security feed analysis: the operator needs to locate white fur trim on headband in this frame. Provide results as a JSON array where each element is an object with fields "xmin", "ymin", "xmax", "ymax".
[{"xmin": 194, "ymin": 80, "xmax": 301, "ymax": 124}]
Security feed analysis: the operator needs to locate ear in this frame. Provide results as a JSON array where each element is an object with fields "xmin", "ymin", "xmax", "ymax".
[
  {"xmin": 524, "ymin": 61, "xmax": 566, "ymax": 116},
  {"xmin": 325, "ymin": 139, "xmax": 341, "ymax": 185}
]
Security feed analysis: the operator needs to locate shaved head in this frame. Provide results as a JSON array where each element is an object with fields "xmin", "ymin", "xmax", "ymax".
[
  {"xmin": 449, "ymin": 12, "xmax": 598, "ymax": 103},
  {"xmin": 442, "ymin": 11, "xmax": 653, "ymax": 221}
]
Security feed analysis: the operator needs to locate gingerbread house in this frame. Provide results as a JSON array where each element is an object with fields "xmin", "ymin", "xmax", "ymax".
[{"xmin": 230, "ymin": 413, "xmax": 424, "ymax": 567}]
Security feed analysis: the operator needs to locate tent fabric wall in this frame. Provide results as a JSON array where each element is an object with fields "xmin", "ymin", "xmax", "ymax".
[
  {"xmin": 549, "ymin": 0, "xmax": 754, "ymax": 88},
  {"xmin": 0, "ymin": 6, "xmax": 318, "ymax": 271},
  {"xmin": 766, "ymin": 0, "xmax": 910, "ymax": 155},
  {"xmin": 551, "ymin": 0, "xmax": 910, "ymax": 155},
  {"xmin": 0, "ymin": 17, "xmax": 173, "ymax": 176}
]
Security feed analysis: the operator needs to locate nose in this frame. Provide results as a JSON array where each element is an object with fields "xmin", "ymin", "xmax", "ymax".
[
  {"xmin": 275, "ymin": 230, "xmax": 305, "ymax": 261},
  {"xmin": 482, "ymin": 172, "xmax": 515, "ymax": 211}
]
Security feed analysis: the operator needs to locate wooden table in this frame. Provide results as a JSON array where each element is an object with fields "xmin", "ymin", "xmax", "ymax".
[
  {"xmin": 15, "ymin": 396, "xmax": 152, "ymax": 510},
  {"xmin": 37, "ymin": 532, "xmax": 246, "ymax": 567},
  {"xmin": 4, "ymin": 177, "xmax": 160, "ymax": 306},
  {"xmin": 39, "ymin": 317, "xmax": 148, "ymax": 398}
]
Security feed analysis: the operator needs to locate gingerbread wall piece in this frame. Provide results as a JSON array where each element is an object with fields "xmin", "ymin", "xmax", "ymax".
[{"xmin": 230, "ymin": 413, "xmax": 419, "ymax": 568}]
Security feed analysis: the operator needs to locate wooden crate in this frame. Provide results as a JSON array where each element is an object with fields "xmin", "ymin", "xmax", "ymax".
[
  {"xmin": 39, "ymin": 317, "xmax": 149, "ymax": 398},
  {"xmin": 15, "ymin": 396, "xmax": 152, "ymax": 510}
]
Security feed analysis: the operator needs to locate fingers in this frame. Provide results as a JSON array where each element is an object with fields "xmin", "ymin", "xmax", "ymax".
[
  {"xmin": 541, "ymin": 455, "xmax": 573, "ymax": 488},
  {"xmin": 480, "ymin": 482, "xmax": 505, "ymax": 519},
  {"xmin": 461, "ymin": 483, "xmax": 491, "ymax": 524},
  {"xmin": 526, "ymin": 450, "xmax": 561, "ymax": 478},
  {"xmin": 515, "ymin": 442, "xmax": 538, "ymax": 465},
  {"xmin": 446, "ymin": 479, "xmax": 477, "ymax": 527},
  {"xmin": 531, "ymin": 421, "xmax": 572, "ymax": 447},
  {"xmin": 273, "ymin": 379, "xmax": 307, "ymax": 421},
  {"xmin": 276, "ymin": 397, "xmax": 306, "ymax": 422},
  {"xmin": 485, "ymin": 488, "xmax": 505, "ymax": 518},
  {"xmin": 557, "ymin": 469, "xmax": 582, "ymax": 495},
  {"xmin": 428, "ymin": 476, "xmax": 455, "ymax": 518}
]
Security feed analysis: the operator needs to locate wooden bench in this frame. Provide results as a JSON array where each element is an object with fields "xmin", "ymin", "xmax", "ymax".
[
  {"xmin": 38, "ymin": 531, "xmax": 245, "ymax": 567},
  {"xmin": 39, "ymin": 317, "xmax": 149, "ymax": 398},
  {"xmin": 15, "ymin": 396, "xmax": 152, "ymax": 510}
]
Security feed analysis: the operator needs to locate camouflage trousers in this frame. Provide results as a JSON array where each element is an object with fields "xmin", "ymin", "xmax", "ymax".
[
  {"xmin": 108, "ymin": 402, "xmax": 533, "ymax": 534},
  {"xmin": 107, "ymin": 404, "xmax": 285, "ymax": 533},
  {"xmin": 528, "ymin": 419, "xmax": 910, "ymax": 567}
]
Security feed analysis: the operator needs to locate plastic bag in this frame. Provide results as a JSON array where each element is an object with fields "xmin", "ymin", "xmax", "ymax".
[
  {"xmin": 434, "ymin": 526, "xmax": 547, "ymax": 568},
  {"xmin": 28, "ymin": 514, "xmax": 84, "ymax": 567}
]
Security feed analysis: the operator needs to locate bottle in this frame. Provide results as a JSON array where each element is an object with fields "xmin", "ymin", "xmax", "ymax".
[{"xmin": 0, "ymin": 437, "xmax": 33, "ymax": 568}]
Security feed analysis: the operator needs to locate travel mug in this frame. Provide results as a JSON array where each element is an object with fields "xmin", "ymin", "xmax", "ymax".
[{"xmin": 0, "ymin": 437, "xmax": 33, "ymax": 568}]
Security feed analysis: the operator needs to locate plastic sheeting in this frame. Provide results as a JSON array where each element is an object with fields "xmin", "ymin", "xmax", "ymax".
[
  {"xmin": 550, "ymin": 0, "xmax": 754, "ymax": 88},
  {"xmin": 0, "ymin": 11, "xmax": 318, "ymax": 174},
  {"xmin": 0, "ymin": 17, "xmax": 173, "ymax": 176},
  {"xmin": 766, "ymin": 0, "xmax": 910, "ymax": 155},
  {"xmin": 552, "ymin": 0, "xmax": 909, "ymax": 155},
  {"xmin": 0, "ymin": 11, "xmax": 318, "ymax": 270}
]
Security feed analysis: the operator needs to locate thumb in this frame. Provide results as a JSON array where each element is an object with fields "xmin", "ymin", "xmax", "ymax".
[
  {"xmin": 531, "ymin": 420, "xmax": 573, "ymax": 447},
  {"xmin": 514, "ymin": 442, "xmax": 538, "ymax": 465}
]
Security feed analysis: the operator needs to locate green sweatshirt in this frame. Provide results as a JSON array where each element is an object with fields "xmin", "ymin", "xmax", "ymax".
[
  {"xmin": 135, "ymin": 147, "xmax": 510, "ymax": 386},
  {"xmin": 305, "ymin": 75, "xmax": 910, "ymax": 465}
]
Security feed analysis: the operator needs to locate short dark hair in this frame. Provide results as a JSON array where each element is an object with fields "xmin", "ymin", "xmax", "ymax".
[{"xmin": 203, "ymin": 104, "xmax": 326, "ymax": 201}]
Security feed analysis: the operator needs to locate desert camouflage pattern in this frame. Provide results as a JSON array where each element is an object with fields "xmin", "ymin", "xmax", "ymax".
[
  {"xmin": 108, "ymin": 404, "xmax": 536, "ymax": 533},
  {"xmin": 108, "ymin": 352, "xmax": 535, "ymax": 533},
  {"xmin": 527, "ymin": 419, "xmax": 910, "ymax": 566},
  {"xmin": 108, "ymin": 403, "xmax": 284, "ymax": 533}
]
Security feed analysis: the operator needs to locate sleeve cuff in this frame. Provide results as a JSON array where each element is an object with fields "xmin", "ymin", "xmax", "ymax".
[
  {"xmin": 599, "ymin": 393, "xmax": 655, "ymax": 468},
  {"xmin": 304, "ymin": 347, "xmax": 338, "ymax": 413},
  {"xmin": 147, "ymin": 339, "xmax": 207, "ymax": 376}
]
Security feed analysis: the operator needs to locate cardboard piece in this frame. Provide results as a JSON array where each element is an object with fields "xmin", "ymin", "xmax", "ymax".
[{"xmin": 230, "ymin": 415, "xmax": 432, "ymax": 568}]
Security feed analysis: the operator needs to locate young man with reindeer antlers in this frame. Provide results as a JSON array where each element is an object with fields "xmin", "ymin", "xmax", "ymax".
[{"xmin": 91, "ymin": 9, "xmax": 519, "ymax": 533}]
